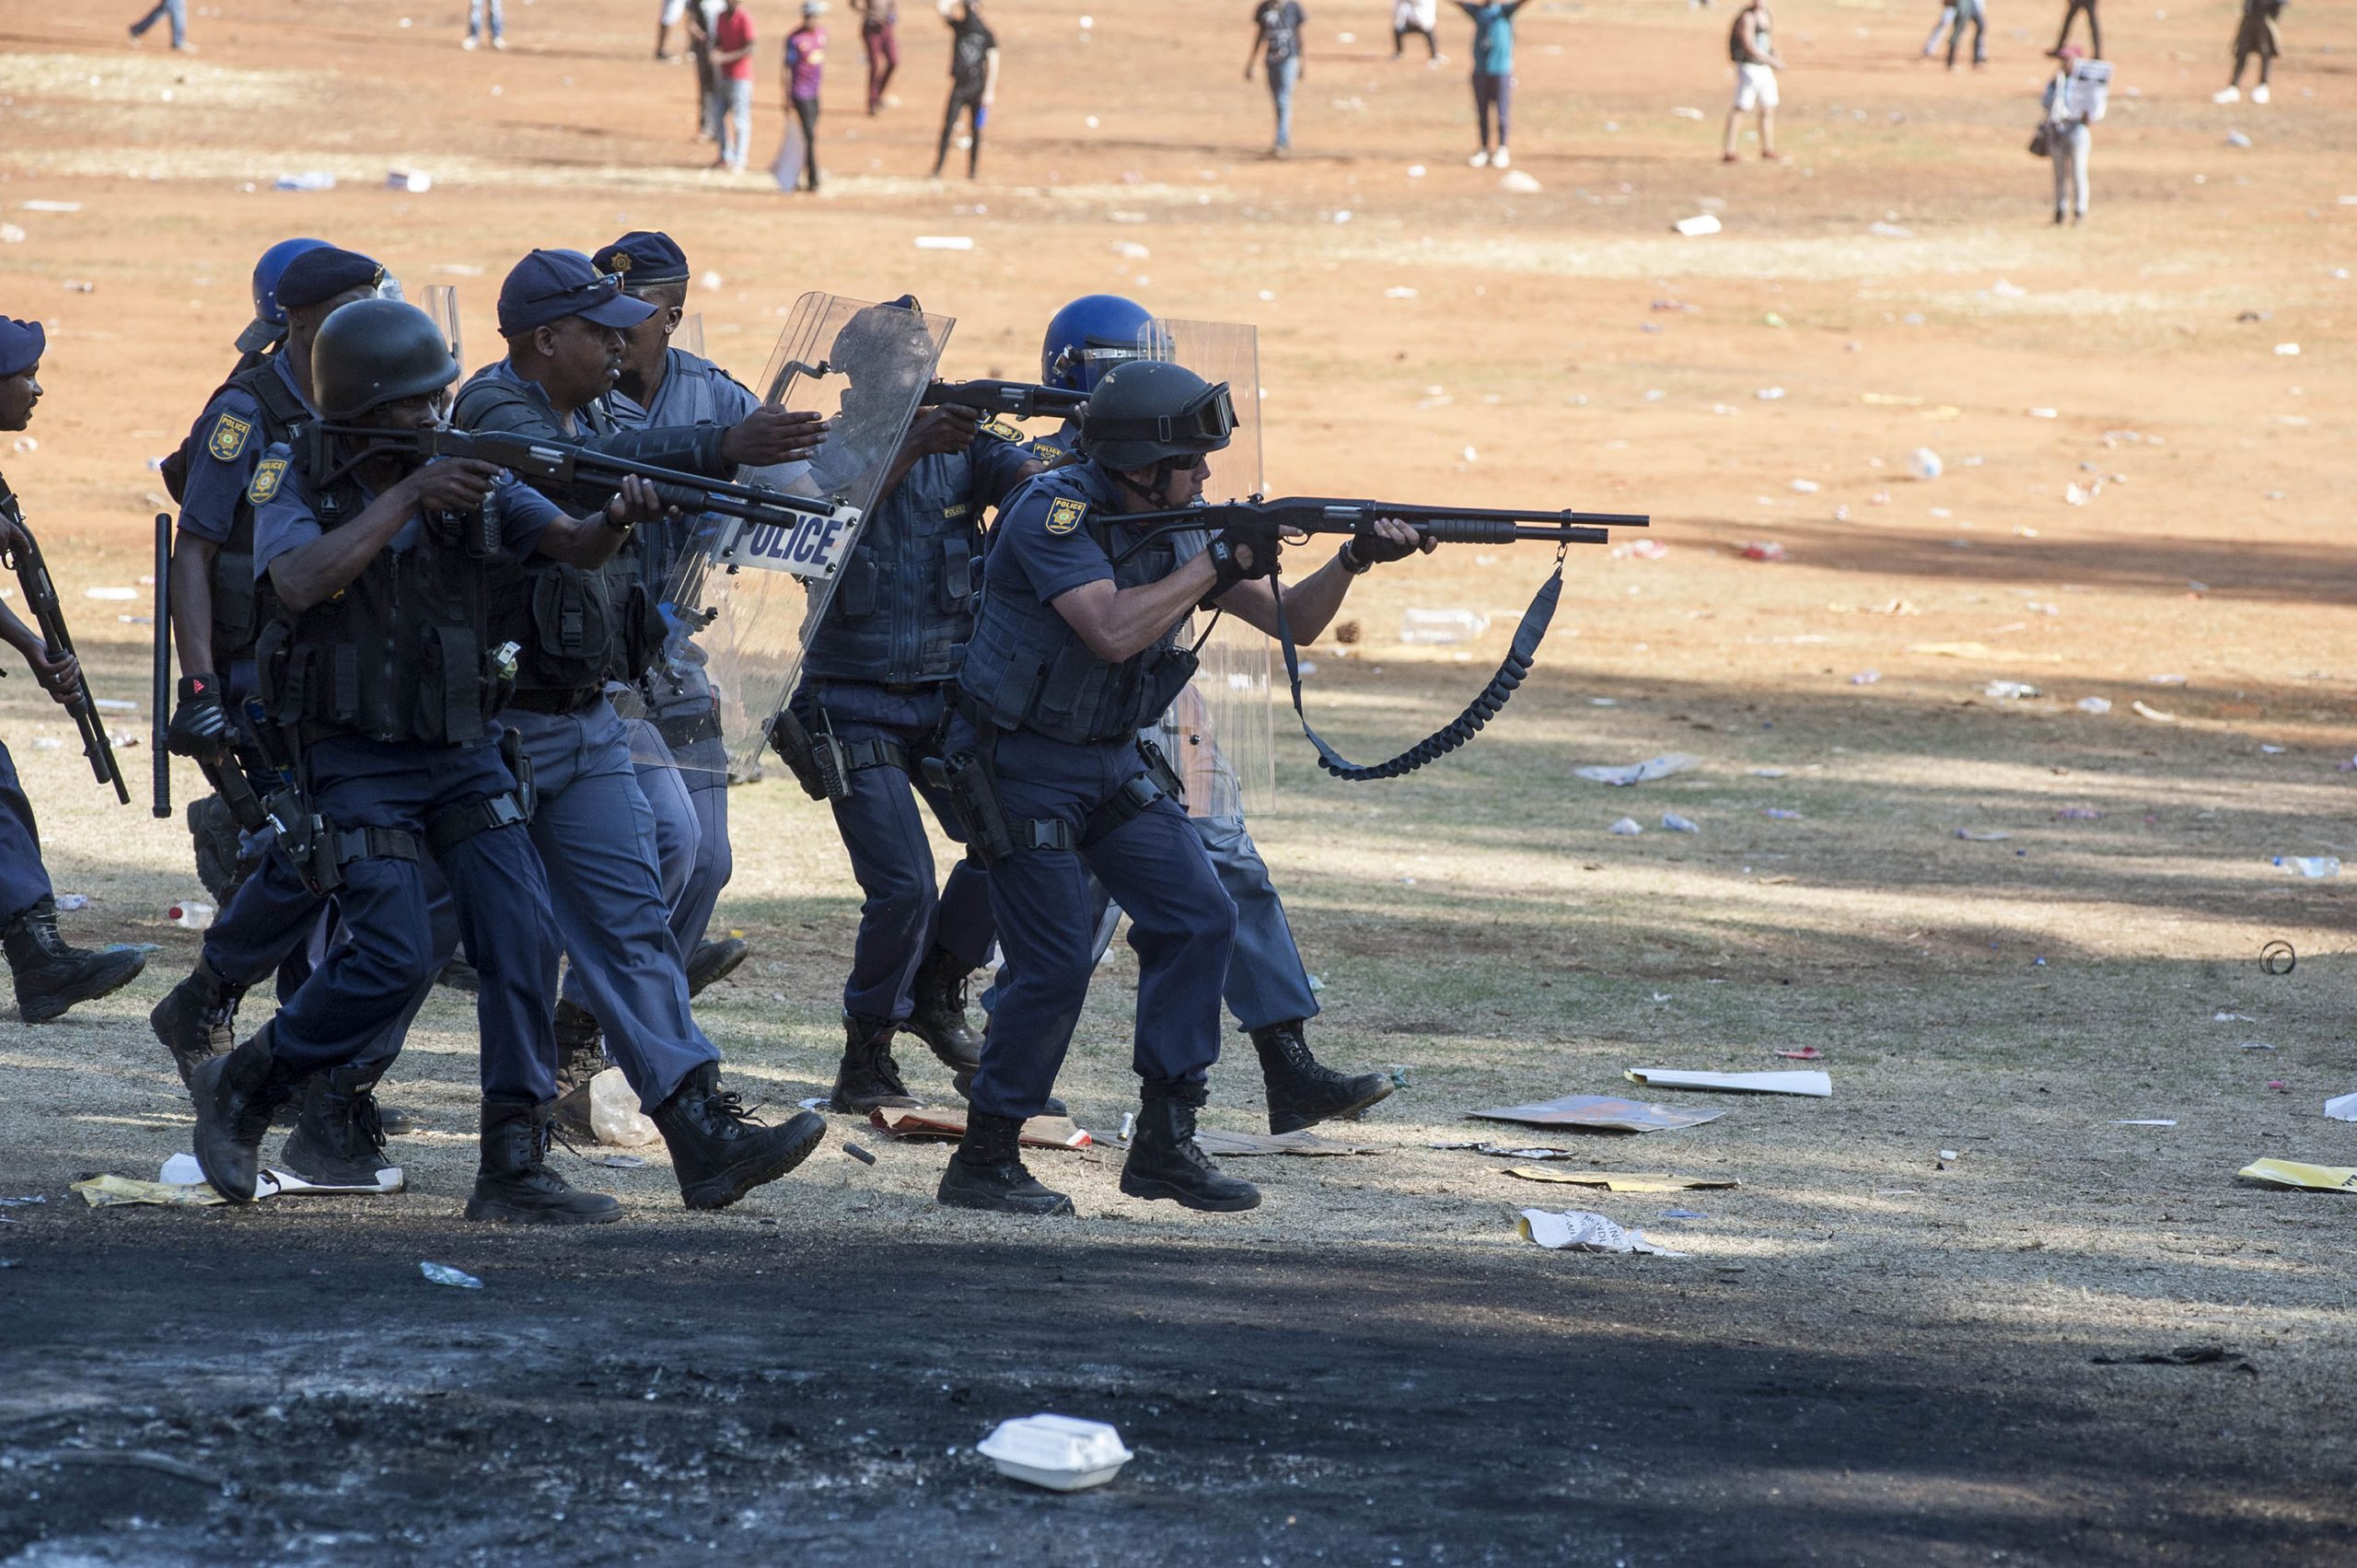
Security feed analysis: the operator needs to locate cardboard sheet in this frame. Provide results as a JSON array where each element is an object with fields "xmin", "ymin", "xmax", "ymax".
[
  {"xmin": 1466, "ymin": 1095, "xmax": 1726, "ymax": 1133},
  {"xmin": 1626, "ymin": 1068, "xmax": 1831, "ymax": 1098},
  {"xmin": 869, "ymin": 1106, "xmax": 1091, "ymax": 1149},
  {"xmin": 2235, "ymin": 1158, "xmax": 2357, "ymax": 1193}
]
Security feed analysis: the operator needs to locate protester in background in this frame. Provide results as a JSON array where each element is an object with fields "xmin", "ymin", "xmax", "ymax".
[
  {"xmin": 2048, "ymin": 0, "xmax": 2100, "ymax": 59},
  {"xmin": 463, "ymin": 0, "xmax": 506, "ymax": 52},
  {"xmin": 657, "ymin": 0, "xmax": 689, "ymax": 59},
  {"xmin": 1722, "ymin": 0, "xmax": 1786, "ymax": 164},
  {"xmin": 1919, "ymin": 0, "xmax": 1957, "ymax": 60},
  {"xmin": 928, "ymin": 1, "xmax": 998, "ymax": 181},
  {"xmin": 126, "ymin": 0, "xmax": 192, "ymax": 52},
  {"xmin": 712, "ymin": 0, "xmax": 759, "ymax": 171},
  {"xmin": 2215, "ymin": 0, "xmax": 2284, "ymax": 104},
  {"xmin": 1939, "ymin": 0, "xmax": 1988, "ymax": 69},
  {"xmin": 1245, "ymin": 0, "xmax": 1307, "ymax": 159},
  {"xmin": 2041, "ymin": 45, "xmax": 2097, "ymax": 225},
  {"xmin": 854, "ymin": 0, "xmax": 900, "ymax": 113},
  {"xmin": 1393, "ymin": 0, "xmax": 1440, "ymax": 62},
  {"xmin": 688, "ymin": 0, "xmax": 727, "ymax": 142},
  {"xmin": 784, "ymin": 2, "xmax": 829, "ymax": 192},
  {"xmin": 1457, "ymin": 1, "xmax": 1526, "ymax": 169}
]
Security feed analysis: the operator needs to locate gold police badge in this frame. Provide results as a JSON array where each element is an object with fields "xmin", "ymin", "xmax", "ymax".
[
  {"xmin": 246, "ymin": 456, "xmax": 288, "ymax": 505},
  {"xmin": 1044, "ymin": 497, "xmax": 1086, "ymax": 536},
  {"xmin": 208, "ymin": 412, "xmax": 253, "ymax": 461}
]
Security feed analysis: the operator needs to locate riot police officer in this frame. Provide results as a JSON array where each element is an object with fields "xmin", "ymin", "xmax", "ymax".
[
  {"xmin": 937, "ymin": 359, "xmax": 1425, "ymax": 1216},
  {"xmin": 1034, "ymin": 296, "xmax": 1396, "ymax": 1136},
  {"xmin": 448, "ymin": 248, "xmax": 829, "ymax": 1205},
  {"xmin": 0, "ymin": 316, "xmax": 147, "ymax": 1023},
  {"xmin": 193, "ymin": 296, "xmax": 652, "ymax": 1221},
  {"xmin": 772, "ymin": 296, "xmax": 1039, "ymax": 1113}
]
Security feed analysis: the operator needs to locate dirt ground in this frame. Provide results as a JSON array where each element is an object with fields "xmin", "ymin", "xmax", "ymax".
[{"xmin": 2, "ymin": 0, "xmax": 2355, "ymax": 1562}]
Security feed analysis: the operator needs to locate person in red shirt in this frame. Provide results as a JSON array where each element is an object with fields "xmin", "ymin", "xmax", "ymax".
[
  {"xmin": 711, "ymin": 0, "xmax": 758, "ymax": 171},
  {"xmin": 854, "ymin": 0, "xmax": 899, "ymax": 114},
  {"xmin": 783, "ymin": 2, "xmax": 828, "ymax": 192}
]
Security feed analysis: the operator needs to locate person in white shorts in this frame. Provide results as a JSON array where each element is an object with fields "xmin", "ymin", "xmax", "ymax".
[
  {"xmin": 1722, "ymin": 0, "xmax": 1786, "ymax": 162},
  {"xmin": 657, "ymin": 0, "xmax": 691, "ymax": 59}
]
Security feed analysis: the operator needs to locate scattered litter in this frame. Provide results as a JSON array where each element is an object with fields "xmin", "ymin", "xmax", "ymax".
[
  {"xmin": 157, "ymin": 1151, "xmax": 397, "ymax": 1197},
  {"xmin": 595, "ymin": 1154, "xmax": 646, "ymax": 1168},
  {"xmin": 2243, "ymin": 1042, "xmax": 2276, "ymax": 1052},
  {"xmin": 2226, "ymin": 130, "xmax": 2253, "ymax": 149},
  {"xmin": 2148, "ymin": 673, "xmax": 2189, "ymax": 685},
  {"xmin": 1672, "ymin": 214, "xmax": 1722, "ymax": 238},
  {"xmin": 1908, "ymin": 641, "xmax": 1996, "ymax": 659},
  {"xmin": 843, "ymin": 1142, "xmax": 878, "ymax": 1165},
  {"xmin": 914, "ymin": 236, "xmax": 975, "ymax": 250},
  {"xmin": 2111, "ymin": 1120, "xmax": 2177, "ymax": 1127},
  {"xmin": 1867, "ymin": 221, "xmax": 1914, "ymax": 238},
  {"xmin": 1748, "ymin": 767, "xmax": 1787, "ymax": 778},
  {"xmin": 420, "ymin": 1261, "xmax": 484, "ymax": 1289},
  {"xmin": 2131, "ymin": 701, "xmax": 2176, "ymax": 723},
  {"xmin": 1608, "ymin": 817, "xmax": 1643, "ymax": 836},
  {"xmin": 1775, "ymin": 1048, "xmax": 1821, "ymax": 1061},
  {"xmin": 2214, "ymin": 1011, "xmax": 2255, "ymax": 1022},
  {"xmin": 1400, "ymin": 607, "xmax": 1490, "ymax": 645},
  {"xmin": 1938, "ymin": 1149, "xmax": 1959, "ymax": 1163},
  {"xmin": 1761, "ymin": 312, "xmax": 1787, "ymax": 329},
  {"xmin": 1660, "ymin": 813, "xmax": 1700, "ymax": 834},
  {"xmin": 1909, "ymin": 447, "xmax": 1943, "ymax": 481},
  {"xmin": 19, "ymin": 200, "xmax": 81, "ymax": 214},
  {"xmin": 2236, "ymin": 1159, "xmax": 2357, "ymax": 1192},
  {"xmin": 91, "ymin": 697, "xmax": 136, "ymax": 713},
  {"xmin": 2270, "ymin": 1080, "xmax": 2290, "ymax": 1093},
  {"xmin": 1790, "ymin": 479, "xmax": 1819, "ymax": 494},
  {"xmin": 1188, "ymin": 1129, "xmax": 1378, "ymax": 1157},
  {"xmin": 871, "ymin": 1106, "xmax": 1090, "ymax": 1149},
  {"xmin": 1383, "ymin": 285, "xmax": 1419, "ymax": 299},
  {"xmin": 1739, "ymin": 540, "xmax": 1785, "ymax": 562},
  {"xmin": 1612, "ymin": 538, "xmax": 1670, "ymax": 560},
  {"xmin": 976, "ymin": 1415, "xmax": 1132, "ymax": 1493},
  {"xmin": 2260, "ymin": 744, "xmax": 2284, "ymax": 754},
  {"xmin": 1518, "ymin": 1208, "xmax": 1687, "ymax": 1257},
  {"xmin": 273, "ymin": 171, "xmax": 337, "ymax": 192},
  {"xmin": 83, "ymin": 587, "xmax": 137, "ymax": 601},
  {"xmin": 2057, "ymin": 807, "xmax": 2104, "ymax": 820},
  {"xmin": 2076, "ymin": 697, "xmax": 2113, "ymax": 714},
  {"xmin": 0, "ymin": 225, "xmax": 22, "ymax": 244},
  {"xmin": 1627, "ymin": 1067, "xmax": 1830, "ymax": 1098},
  {"xmin": 384, "ymin": 168, "xmax": 433, "ymax": 192},
  {"xmin": 1504, "ymin": 1169, "xmax": 1737, "ymax": 1192},
  {"xmin": 2273, "ymin": 343, "xmax": 2300, "ymax": 356},
  {"xmin": 585, "ymin": 1068, "xmax": 661, "ymax": 1146},
  {"xmin": 1763, "ymin": 807, "xmax": 1802, "ymax": 820},
  {"xmin": 2260, "ymin": 940, "xmax": 2297, "ymax": 975},
  {"xmin": 1850, "ymin": 670, "xmax": 1880, "ymax": 685},
  {"xmin": 1499, "ymin": 169, "xmax": 1543, "ymax": 194},
  {"xmin": 2325, "ymin": 1094, "xmax": 2357, "ymax": 1122},
  {"xmin": 1755, "ymin": 387, "xmax": 1785, "ymax": 401},
  {"xmin": 2093, "ymin": 1345, "xmax": 2250, "ymax": 1368},
  {"xmin": 1574, "ymin": 753, "xmax": 1698, "ymax": 786},
  {"xmin": 2273, "ymin": 855, "xmax": 2339, "ymax": 879},
  {"xmin": 71, "ymin": 1174, "xmax": 223, "ymax": 1208},
  {"xmin": 1434, "ymin": 1141, "xmax": 1590, "ymax": 1162},
  {"xmin": 1661, "ymin": 1207, "xmax": 1708, "ymax": 1219},
  {"xmin": 1465, "ymin": 1095, "xmax": 1725, "ymax": 1133},
  {"xmin": 0, "ymin": 1195, "xmax": 47, "ymax": 1208},
  {"xmin": 1672, "ymin": 106, "xmax": 1705, "ymax": 120},
  {"xmin": 1956, "ymin": 829, "xmax": 2013, "ymax": 842},
  {"xmin": 1983, "ymin": 680, "xmax": 2038, "ymax": 700},
  {"xmin": 53, "ymin": 892, "xmax": 87, "ymax": 911},
  {"xmin": 2028, "ymin": 407, "xmax": 2060, "ymax": 419}
]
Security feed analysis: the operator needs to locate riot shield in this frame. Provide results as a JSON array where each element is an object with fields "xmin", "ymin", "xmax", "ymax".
[
  {"xmin": 418, "ymin": 285, "xmax": 462, "ymax": 375},
  {"xmin": 678, "ymin": 312, "xmax": 706, "ymax": 360},
  {"xmin": 1144, "ymin": 318, "xmax": 1276, "ymax": 819},
  {"xmin": 653, "ymin": 292, "xmax": 951, "ymax": 776}
]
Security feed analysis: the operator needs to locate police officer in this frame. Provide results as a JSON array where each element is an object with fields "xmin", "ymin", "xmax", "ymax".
[
  {"xmin": 194, "ymin": 297, "xmax": 654, "ymax": 1220},
  {"xmin": 0, "ymin": 317, "xmax": 147, "ymax": 1023},
  {"xmin": 1034, "ymin": 296, "xmax": 1395, "ymax": 1136},
  {"xmin": 448, "ymin": 249, "xmax": 829, "ymax": 1204},
  {"xmin": 774, "ymin": 296, "xmax": 1039, "ymax": 1113},
  {"xmin": 593, "ymin": 230, "xmax": 763, "ymax": 990},
  {"xmin": 937, "ymin": 359, "xmax": 1425, "ymax": 1216},
  {"xmin": 151, "ymin": 246, "xmax": 393, "ymax": 1092}
]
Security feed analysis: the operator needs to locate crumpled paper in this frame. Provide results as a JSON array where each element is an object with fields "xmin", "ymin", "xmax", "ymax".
[{"xmin": 1516, "ymin": 1208, "xmax": 1689, "ymax": 1257}]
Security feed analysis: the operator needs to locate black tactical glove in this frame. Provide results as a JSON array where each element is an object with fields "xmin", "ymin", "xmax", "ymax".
[
  {"xmin": 166, "ymin": 673, "xmax": 234, "ymax": 759},
  {"xmin": 1341, "ymin": 528, "xmax": 1422, "ymax": 570},
  {"xmin": 1203, "ymin": 524, "xmax": 1280, "ymax": 601}
]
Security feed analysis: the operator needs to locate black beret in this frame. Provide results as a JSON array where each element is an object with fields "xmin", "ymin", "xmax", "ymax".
[
  {"xmin": 592, "ymin": 230, "xmax": 691, "ymax": 290},
  {"xmin": 275, "ymin": 247, "xmax": 387, "ymax": 310}
]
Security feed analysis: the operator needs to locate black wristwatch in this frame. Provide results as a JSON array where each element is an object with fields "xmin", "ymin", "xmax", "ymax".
[{"xmin": 1337, "ymin": 540, "xmax": 1374, "ymax": 575}]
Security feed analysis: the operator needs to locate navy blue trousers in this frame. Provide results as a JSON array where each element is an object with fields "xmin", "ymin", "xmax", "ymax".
[{"xmin": 0, "ymin": 740, "xmax": 53, "ymax": 927}]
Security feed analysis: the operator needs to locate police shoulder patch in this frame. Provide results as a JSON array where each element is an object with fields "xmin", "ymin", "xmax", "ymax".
[
  {"xmin": 981, "ymin": 418, "xmax": 1023, "ymax": 444},
  {"xmin": 246, "ymin": 457, "xmax": 289, "ymax": 505},
  {"xmin": 1031, "ymin": 442, "xmax": 1068, "ymax": 464},
  {"xmin": 207, "ymin": 411, "xmax": 254, "ymax": 462},
  {"xmin": 1044, "ymin": 496, "xmax": 1087, "ymax": 536}
]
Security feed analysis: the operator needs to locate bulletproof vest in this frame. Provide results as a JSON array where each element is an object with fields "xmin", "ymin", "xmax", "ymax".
[
  {"xmin": 958, "ymin": 483, "xmax": 1201, "ymax": 746},
  {"xmin": 801, "ymin": 451, "xmax": 982, "ymax": 687},
  {"xmin": 254, "ymin": 453, "xmax": 505, "ymax": 747},
  {"xmin": 168, "ymin": 361, "xmax": 311, "ymax": 671},
  {"xmin": 458, "ymin": 375, "xmax": 664, "ymax": 704}
]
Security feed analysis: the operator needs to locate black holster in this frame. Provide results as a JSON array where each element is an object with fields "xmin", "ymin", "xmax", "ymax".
[
  {"xmin": 771, "ymin": 703, "xmax": 853, "ymax": 802},
  {"xmin": 923, "ymin": 749, "xmax": 1017, "ymax": 866}
]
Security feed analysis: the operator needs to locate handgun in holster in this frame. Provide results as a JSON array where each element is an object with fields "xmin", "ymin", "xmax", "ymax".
[
  {"xmin": 921, "ymin": 750, "xmax": 1016, "ymax": 866},
  {"xmin": 499, "ymin": 726, "xmax": 537, "ymax": 820},
  {"xmin": 1136, "ymin": 737, "xmax": 1185, "ymax": 807},
  {"xmin": 770, "ymin": 703, "xmax": 853, "ymax": 802}
]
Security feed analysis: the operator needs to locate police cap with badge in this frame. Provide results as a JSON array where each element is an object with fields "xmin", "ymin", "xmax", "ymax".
[{"xmin": 591, "ymin": 231, "xmax": 692, "ymax": 294}]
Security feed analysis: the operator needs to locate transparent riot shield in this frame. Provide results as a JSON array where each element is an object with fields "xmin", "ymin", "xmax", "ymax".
[
  {"xmin": 653, "ymin": 292, "xmax": 952, "ymax": 776},
  {"xmin": 1143, "ymin": 318, "xmax": 1276, "ymax": 819},
  {"xmin": 418, "ymin": 285, "xmax": 462, "ymax": 371},
  {"xmin": 678, "ymin": 312, "xmax": 706, "ymax": 361}
]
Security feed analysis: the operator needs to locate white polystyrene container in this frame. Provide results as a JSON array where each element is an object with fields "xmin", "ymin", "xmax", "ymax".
[{"xmin": 974, "ymin": 1414, "xmax": 1134, "ymax": 1493}]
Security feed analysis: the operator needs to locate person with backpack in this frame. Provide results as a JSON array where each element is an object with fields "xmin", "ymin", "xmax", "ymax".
[
  {"xmin": 1722, "ymin": 0, "xmax": 1787, "ymax": 163},
  {"xmin": 2040, "ymin": 44, "xmax": 2101, "ymax": 224}
]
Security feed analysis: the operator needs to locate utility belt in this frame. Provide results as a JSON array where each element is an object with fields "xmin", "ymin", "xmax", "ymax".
[
  {"xmin": 770, "ymin": 703, "xmax": 915, "ymax": 803},
  {"xmin": 506, "ymin": 686, "xmax": 606, "ymax": 716},
  {"xmin": 256, "ymin": 721, "xmax": 538, "ymax": 897},
  {"xmin": 921, "ymin": 702, "xmax": 1184, "ymax": 866}
]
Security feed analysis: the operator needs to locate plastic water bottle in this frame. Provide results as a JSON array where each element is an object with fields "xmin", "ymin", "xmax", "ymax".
[{"xmin": 168, "ymin": 901, "xmax": 215, "ymax": 930}]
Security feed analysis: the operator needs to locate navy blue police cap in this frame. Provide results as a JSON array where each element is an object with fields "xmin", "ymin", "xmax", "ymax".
[
  {"xmin": 274, "ymin": 247, "xmax": 388, "ymax": 312},
  {"xmin": 592, "ymin": 231, "xmax": 691, "ymax": 292},
  {"xmin": 0, "ymin": 318, "xmax": 44, "ymax": 379},
  {"xmin": 497, "ymin": 248, "xmax": 657, "ymax": 335}
]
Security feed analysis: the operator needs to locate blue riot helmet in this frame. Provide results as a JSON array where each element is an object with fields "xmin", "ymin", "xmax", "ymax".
[
  {"xmin": 1039, "ymin": 294, "xmax": 1168, "ymax": 393},
  {"xmin": 235, "ymin": 237, "xmax": 333, "ymax": 355}
]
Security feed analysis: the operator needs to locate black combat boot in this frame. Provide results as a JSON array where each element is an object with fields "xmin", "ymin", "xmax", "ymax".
[
  {"xmin": 652, "ymin": 1062, "xmax": 827, "ymax": 1210},
  {"xmin": 903, "ymin": 944, "xmax": 983, "ymax": 1078},
  {"xmin": 830, "ymin": 1013, "xmax": 920, "ymax": 1114},
  {"xmin": 190, "ymin": 1024, "xmax": 302, "ymax": 1202},
  {"xmin": 150, "ymin": 956, "xmax": 245, "ymax": 1088},
  {"xmin": 463, "ymin": 1097, "xmax": 623, "ymax": 1225},
  {"xmin": 936, "ymin": 1110, "xmax": 1074, "ymax": 1215},
  {"xmin": 1250, "ymin": 1020, "xmax": 1395, "ymax": 1134},
  {"xmin": 278, "ymin": 1063, "xmax": 402, "ymax": 1192},
  {"xmin": 1119, "ymin": 1082, "xmax": 1261, "ymax": 1213},
  {"xmin": 685, "ymin": 936, "xmax": 749, "ymax": 997},
  {"xmin": 550, "ymin": 997, "xmax": 609, "ymax": 1143},
  {"xmin": 4, "ymin": 896, "xmax": 146, "ymax": 1024}
]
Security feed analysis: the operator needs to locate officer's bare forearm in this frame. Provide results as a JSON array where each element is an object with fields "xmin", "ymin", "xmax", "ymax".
[
  {"xmin": 532, "ymin": 515, "xmax": 630, "ymax": 568},
  {"xmin": 0, "ymin": 602, "xmax": 40, "ymax": 659},
  {"xmin": 1050, "ymin": 555, "xmax": 1221, "ymax": 663},
  {"xmin": 1216, "ymin": 546, "xmax": 1355, "ymax": 645},
  {"xmin": 267, "ymin": 492, "xmax": 419, "ymax": 614},
  {"xmin": 168, "ymin": 537, "xmax": 220, "ymax": 676}
]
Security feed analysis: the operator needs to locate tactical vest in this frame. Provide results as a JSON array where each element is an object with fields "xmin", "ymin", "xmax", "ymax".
[
  {"xmin": 254, "ymin": 454, "xmax": 505, "ymax": 747},
  {"xmin": 165, "ymin": 360, "xmax": 311, "ymax": 672},
  {"xmin": 801, "ymin": 454, "xmax": 981, "ymax": 687},
  {"xmin": 958, "ymin": 494, "xmax": 1201, "ymax": 746}
]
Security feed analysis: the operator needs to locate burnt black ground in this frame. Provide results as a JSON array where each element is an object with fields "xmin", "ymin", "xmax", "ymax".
[{"xmin": 0, "ymin": 1203, "xmax": 2348, "ymax": 1568}]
